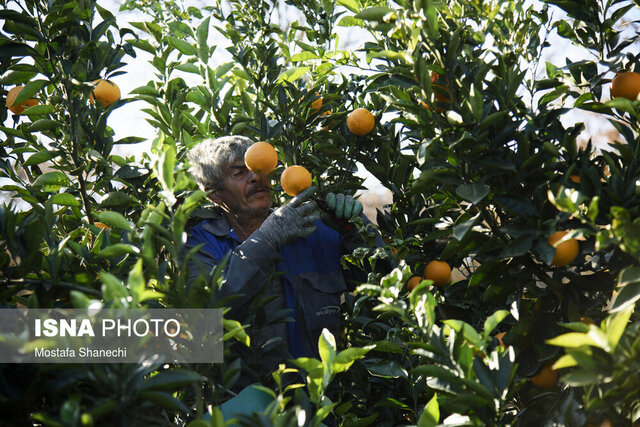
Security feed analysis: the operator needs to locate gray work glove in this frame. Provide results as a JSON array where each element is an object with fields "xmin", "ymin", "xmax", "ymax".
[
  {"xmin": 258, "ymin": 186, "xmax": 320, "ymax": 248},
  {"xmin": 321, "ymin": 192, "xmax": 363, "ymax": 232}
]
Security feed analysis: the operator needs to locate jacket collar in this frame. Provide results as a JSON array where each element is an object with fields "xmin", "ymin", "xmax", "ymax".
[{"xmin": 198, "ymin": 208, "xmax": 274, "ymax": 241}]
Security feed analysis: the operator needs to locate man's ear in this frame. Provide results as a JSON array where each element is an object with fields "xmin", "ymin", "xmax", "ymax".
[{"xmin": 205, "ymin": 187, "xmax": 220, "ymax": 204}]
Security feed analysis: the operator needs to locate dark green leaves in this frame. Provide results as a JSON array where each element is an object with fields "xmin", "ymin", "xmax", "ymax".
[{"xmin": 456, "ymin": 183, "xmax": 490, "ymax": 205}]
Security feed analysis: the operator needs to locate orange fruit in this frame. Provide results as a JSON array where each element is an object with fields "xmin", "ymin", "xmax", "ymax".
[
  {"xmin": 547, "ymin": 231, "xmax": 579, "ymax": 266},
  {"xmin": 94, "ymin": 222, "xmax": 110, "ymax": 230},
  {"xmin": 531, "ymin": 361, "xmax": 558, "ymax": 388},
  {"xmin": 431, "ymin": 73, "xmax": 452, "ymax": 111},
  {"xmin": 610, "ymin": 71, "xmax": 640, "ymax": 100},
  {"xmin": 244, "ymin": 141, "xmax": 278, "ymax": 175},
  {"xmin": 407, "ymin": 276, "xmax": 422, "ymax": 291},
  {"xmin": 418, "ymin": 74, "xmax": 451, "ymax": 112},
  {"xmin": 347, "ymin": 108, "xmax": 375, "ymax": 136},
  {"xmin": 569, "ymin": 174, "xmax": 581, "ymax": 183},
  {"xmin": 90, "ymin": 79, "xmax": 121, "ymax": 107},
  {"xmin": 6, "ymin": 85, "xmax": 38, "ymax": 114},
  {"xmin": 320, "ymin": 110, "xmax": 332, "ymax": 130},
  {"xmin": 423, "ymin": 260, "xmax": 451, "ymax": 287},
  {"xmin": 281, "ymin": 165, "xmax": 312, "ymax": 196},
  {"xmin": 310, "ymin": 93, "xmax": 323, "ymax": 113}
]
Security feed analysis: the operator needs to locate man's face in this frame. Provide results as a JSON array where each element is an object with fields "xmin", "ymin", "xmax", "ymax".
[{"xmin": 209, "ymin": 159, "xmax": 272, "ymax": 217}]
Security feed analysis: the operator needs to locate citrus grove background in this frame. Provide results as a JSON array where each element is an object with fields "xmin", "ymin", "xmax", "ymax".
[{"xmin": 2, "ymin": 0, "xmax": 640, "ymax": 425}]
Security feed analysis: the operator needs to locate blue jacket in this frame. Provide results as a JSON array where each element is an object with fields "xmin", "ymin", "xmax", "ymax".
[{"xmin": 186, "ymin": 213, "xmax": 356, "ymax": 359}]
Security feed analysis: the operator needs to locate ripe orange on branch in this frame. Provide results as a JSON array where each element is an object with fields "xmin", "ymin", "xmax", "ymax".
[
  {"xmin": 310, "ymin": 93, "xmax": 323, "ymax": 113},
  {"xmin": 610, "ymin": 71, "xmax": 640, "ymax": 100},
  {"xmin": 6, "ymin": 85, "xmax": 39, "ymax": 114},
  {"xmin": 431, "ymin": 72, "xmax": 452, "ymax": 110},
  {"xmin": 281, "ymin": 165, "xmax": 312, "ymax": 196},
  {"xmin": 244, "ymin": 141, "xmax": 278, "ymax": 175},
  {"xmin": 90, "ymin": 79, "xmax": 120, "ymax": 108},
  {"xmin": 547, "ymin": 230, "xmax": 579, "ymax": 266},
  {"xmin": 423, "ymin": 260, "xmax": 451, "ymax": 287},
  {"xmin": 531, "ymin": 361, "xmax": 558, "ymax": 388},
  {"xmin": 347, "ymin": 108, "xmax": 375, "ymax": 136},
  {"xmin": 407, "ymin": 276, "xmax": 422, "ymax": 291}
]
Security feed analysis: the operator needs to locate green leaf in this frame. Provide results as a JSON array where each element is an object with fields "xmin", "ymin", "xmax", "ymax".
[
  {"xmin": 610, "ymin": 266, "xmax": 640, "ymax": 313},
  {"xmin": 367, "ymin": 50, "xmax": 411, "ymax": 65},
  {"xmin": 140, "ymin": 369, "xmax": 204, "ymax": 391},
  {"xmin": 50, "ymin": 193, "xmax": 80, "ymax": 207},
  {"xmin": 546, "ymin": 332, "xmax": 607, "ymax": 350},
  {"xmin": 167, "ymin": 36, "xmax": 196, "ymax": 55},
  {"xmin": 95, "ymin": 211, "xmax": 134, "ymax": 232},
  {"xmin": 23, "ymin": 104, "xmax": 55, "ymax": 115},
  {"xmin": 355, "ymin": 6, "xmax": 396, "ymax": 21},
  {"xmin": 336, "ymin": 0, "xmax": 359, "ymax": 13},
  {"xmin": 127, "ymin": 38, "xmax": 156, "ymax": 55},
  {"xmin": 114, "ymin": 136, "xmax": 147, "ymax": 145},
  {"xmin": 32, "ymin": 172, "xmax": 69, "ymax": 189},
  {"xmin": 293, "ymin": 356, "xmax": 323, "ymax": 374},
  {"xmin": 197, "ymin": 17, "xmax": 210, "ymax": 62},
  {"xmin": 444, "ymin": 319, "xmax": 482, "ymax": 346},
  {"xmin": 552, "ymin": 354, "xmax": 578, "ymax": 369},
  {"xmin": 98, "ymin": 243, "xmax": 140, "ymax": 258},
  {"xmin": 223, "ymin": 319, "xmax": 250, "ymax": 347},
  {"xmin": 277, "ymin": 67, "xmax": 310, "ymax": 83},
  {"xmin": 175, "ymin": 63, "xmax": 200, "ymax": 74},
  {"xmin": 27, "ymin": 119, "xmax": 62, "ymax": 132},
  {"xmin": 70, "ymin": 291, "xmax": 93, "ymax": 309},
  {"xmin": 23, "ymin": 150, "xmax": 57, "ymax": 166},
  {"xmin": 483, "ymin": 310, "xmax": 510, "ymax": 336},
  {"xmin": 290, "ymin": 51, "xmax": 320, "ymax": 62},
  {"xmin": 0, "ymin": 69, "xmax": 38, "ymax": 85},
  {"xmin": 604, "ymin": 305, "xmax": 633, "ymax": 349},
  {"xmin": 158, "ymin": 145, "xmax": 176, "ymax": 192},
  {"xmin": 456, "ymin": 183, "xmax": 490, "ymax": 204},
  {"xmin": 337, "ymin": 16, "xmax": 364, "ymax": 27},
  {"xmin": 418, "ymin": 394, "xmax": 439, "ymax": 427},
  {"xmin": 366, "ymin": 360, "xmax": 408, "ymax": 378},
  {"xmin": 137, "ymin": 391, "xmax": 190, "ymax": 413},
  {"xmin": 453, "ymin": 213, "xmax": 479, "ymax": 241},
  {"xmin": 498, "ymin": 235, "xmax": 533, "ymax": 258},
  {"xmin": 561, "ymin": 370, "xmax": 600, "ymax": 387},
  {"xmin": 99, "ymin": 191, "xmax": 136, "ymax": 208},
  {"xmin": 332, "ymin": 346, "xmax": 373, "ymax": 373},
  {"xmin": 99, "ymin": 272, "xmax": 129, "ymax": 303},
  {"xmin": 318, "ymin": 328, "xmax": 336, "ymax": 366},
  {"xmin": 13, "ymin": 79, "xmax": 46, "ymax": 106}
]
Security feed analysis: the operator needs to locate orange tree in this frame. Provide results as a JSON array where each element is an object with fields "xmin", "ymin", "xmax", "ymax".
[
  {"xmin": 2, "ymin": 0, "xmax": 640, "ymax": 425},
  {"xmin": 124, "ymin": 0, "xmax": 640, "ymax": 424},
  {"xmin": 0, "ymin": 0, "xmax": 226, "ymax": 425},
  {"xmin": 328, "ymin": 0, "xmax": 640, "ymax": 425}
]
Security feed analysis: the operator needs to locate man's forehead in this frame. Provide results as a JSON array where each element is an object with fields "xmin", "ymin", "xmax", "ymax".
[{"xmin": 225, "ymin": 160, "xmax": 247, "ymax": 170}]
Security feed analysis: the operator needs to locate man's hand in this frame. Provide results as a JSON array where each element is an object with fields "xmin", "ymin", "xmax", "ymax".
[
  {"xmin": 321, "ymin": 192, "xmax": 363, "ymax": 232},
  {"xmin": 258, "ymin": 186, "xmax": 320, "ymax": 248}
]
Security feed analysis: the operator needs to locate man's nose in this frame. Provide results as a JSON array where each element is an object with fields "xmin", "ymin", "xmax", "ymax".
[{"xmin": 248, "ymin": 170, "xmax": 267, "ymax": 184}]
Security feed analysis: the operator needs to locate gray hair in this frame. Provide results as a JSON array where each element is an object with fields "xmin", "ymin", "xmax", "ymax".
[{"xmin": 187, "ymin": 135, "xmax": 254, "ymax": 190}]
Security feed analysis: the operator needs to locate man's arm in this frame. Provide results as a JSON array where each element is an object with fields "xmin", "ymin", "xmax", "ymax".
[{"xmin": 186, "ymin": 187, "xmax": 321, "ymax": 314}]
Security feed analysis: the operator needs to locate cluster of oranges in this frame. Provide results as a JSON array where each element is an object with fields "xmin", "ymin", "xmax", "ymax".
[
  {"xmin": 5, "ymin": 78, "xmax": 121, "ymax": 115},
  {"xmin": 244, "ymin": 141, "xmax": 312, "ymax": 196},
  {"xmin": 243, "ymin": 101, "xmax": 378, "ymax": 196},
  {"xmin": 406, "ymin": 260, "xmax": 452, "ymax": 291},
  {"xmin": 309, "ymin": 93, "xmax": 376, "ymax": 136}
]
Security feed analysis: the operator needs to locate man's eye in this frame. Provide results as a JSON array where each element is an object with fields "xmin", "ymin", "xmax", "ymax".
[{"xmin": 234, "ymin": 169, "xmax": 247, "ymax": 177}]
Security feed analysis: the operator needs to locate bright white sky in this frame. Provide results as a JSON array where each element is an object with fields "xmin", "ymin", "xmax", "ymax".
[{"xmin": 3, "ymin": 0, "xmax": 638, "ymax": 200}]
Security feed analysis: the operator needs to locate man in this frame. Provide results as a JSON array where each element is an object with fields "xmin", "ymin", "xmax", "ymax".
[{"xmin": 186, "ymin": 135, "xmax": 377, "ymax": 384}]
